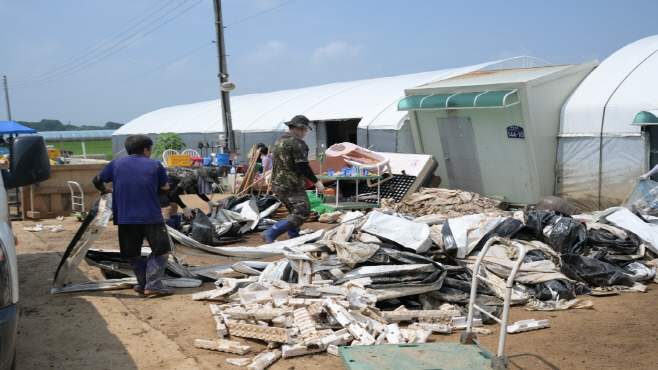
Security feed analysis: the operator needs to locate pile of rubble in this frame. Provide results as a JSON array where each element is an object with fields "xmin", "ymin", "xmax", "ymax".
[
  {"xmin": 192, "ymin": 275, "xmax": 490, "ymax": 369},
  {"xmin": 381, "ymin": 188, "xmax": 504, "ymax": 217},
  {"xmin": 51, "ymin": 189, "xmax": 658, "ymax": 369}
]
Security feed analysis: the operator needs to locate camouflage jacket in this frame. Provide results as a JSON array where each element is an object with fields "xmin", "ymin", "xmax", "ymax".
[
  {"xmin": 165, "ymin": 166, "xmax": 197, "ymax": 192},
  {"xmin": 271, "ymin": 131, "xmax": 309, "ymax": 192}
]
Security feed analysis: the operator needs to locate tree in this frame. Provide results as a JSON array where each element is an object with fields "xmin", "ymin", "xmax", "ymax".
[
  {"xmin": 152, "ymin": 132, "xmax": 186, "ymax": 160},
  {"xmin": 104, "ymin": 122, "xmax": 123, "ymax": 130}
]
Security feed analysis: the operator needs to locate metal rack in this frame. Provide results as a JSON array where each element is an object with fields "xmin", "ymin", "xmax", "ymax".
[{"xmin": 316, "ymin": 175, "xmax": 382, "ymax": 210}]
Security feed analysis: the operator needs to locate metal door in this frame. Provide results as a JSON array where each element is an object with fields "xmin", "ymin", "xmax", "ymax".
[{"xmin": 437, "ymin": 117, "xmax": 484, "ymax": 194}]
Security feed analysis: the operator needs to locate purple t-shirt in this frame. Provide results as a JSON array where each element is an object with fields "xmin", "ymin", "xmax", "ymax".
[{"xmin": 98, "ymin": 155, "xmax": 169, "ymax": 224}]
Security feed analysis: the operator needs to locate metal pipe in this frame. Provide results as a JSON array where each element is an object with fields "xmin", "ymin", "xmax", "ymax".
[{"xmin": 497, "ymin": 240, "xmax": 526, "ymax": 357}]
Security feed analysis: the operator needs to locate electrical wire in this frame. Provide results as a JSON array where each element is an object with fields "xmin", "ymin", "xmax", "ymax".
[
  {"xmin": 10, "ymin": 0, "xmax": 203, "ymax": 89},
  {"xmin": 9, "ymin": 0, "xmax": 297, "ymax": 91},
  {"xmin": 11, "ymin": 0, "xmax": 174, "ymax": 84},
  {"xmin": 21, "ymin": 42, "xmax": 213, "ymax": 104},
  {"xmin": 225, "ymin": 0, "xmax": 297, "ymax": 27}
]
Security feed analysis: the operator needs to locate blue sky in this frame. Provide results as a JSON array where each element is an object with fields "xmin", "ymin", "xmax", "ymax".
[{"xmin": 1, "ymin": 0, "xmax": 656, "ymax": 126}]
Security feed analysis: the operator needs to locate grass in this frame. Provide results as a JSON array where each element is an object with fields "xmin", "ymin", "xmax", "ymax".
[{"xmin": 46, "ymin": 140, "xmax": 114, "ymax": 160}]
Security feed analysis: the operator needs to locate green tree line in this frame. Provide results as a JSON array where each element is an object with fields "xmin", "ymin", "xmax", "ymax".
[{"xmin": 16, "ymin": 119, "xmax": 123, "ymax": 132}]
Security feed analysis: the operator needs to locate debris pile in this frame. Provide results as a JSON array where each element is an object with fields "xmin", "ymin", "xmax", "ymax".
[
  {"xmin": 192, "ymin": 276, "xmax": 487, "ymax": 368},
  {"xmin": 381, "ymin": 188, "xmax": 504, "ymax": 217},
  {"xmin": 50, "ymin": 187, "xmax": 658, "ymax": 368}
]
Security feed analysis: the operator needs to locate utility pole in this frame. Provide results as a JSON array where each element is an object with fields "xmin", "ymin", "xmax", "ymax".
[
  {"xmin": 3, "ymin": 76, "xmax": 11, "ymax": 121},
  {"xmin": 213, "ymin": 0, "xmax": 236, "ymax": 153}
]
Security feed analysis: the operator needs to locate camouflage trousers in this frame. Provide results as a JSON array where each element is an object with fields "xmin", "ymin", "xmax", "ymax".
[{"xmin": 271, "ymin": 184, "xmax": 310, "ymax": 227}]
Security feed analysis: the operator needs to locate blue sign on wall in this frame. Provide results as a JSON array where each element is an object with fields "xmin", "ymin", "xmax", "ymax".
[{"xmin": 507, "ymin": 125, "xmax": 525, "ymax": 139}]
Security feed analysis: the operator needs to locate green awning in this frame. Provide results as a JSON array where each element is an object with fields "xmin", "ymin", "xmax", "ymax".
[
  {"xmin": 398, "ymin": 89, "xmax": 519, "ymax": 111},
  {"xmin": 632, "ymin": 110, "xmax": 658, "ymax": 125}
]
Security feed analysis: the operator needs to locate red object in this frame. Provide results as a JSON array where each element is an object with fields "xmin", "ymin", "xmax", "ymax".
[{"xmin": 191, "ymin": 157, "xmax": 204, "ymax": 166}]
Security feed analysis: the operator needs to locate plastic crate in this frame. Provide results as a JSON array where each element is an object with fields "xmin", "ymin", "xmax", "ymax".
[
  {"xmin": 48, "ymin": 149, "xmax": 60, "ymax": 161},
  {"xmin": 167, "ymin": 154, "xmax": 191, "ymax": 167}
]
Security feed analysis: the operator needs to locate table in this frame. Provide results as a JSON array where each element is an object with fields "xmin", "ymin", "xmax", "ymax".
[{"xmin": 316, "ymin": 175, "xmax": 382, "ymax": 210}]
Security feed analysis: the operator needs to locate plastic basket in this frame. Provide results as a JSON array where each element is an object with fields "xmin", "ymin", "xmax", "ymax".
[
  {"xmin": 48, "ymin": 149, "xmax": 60, "ymax": 161},
  {"xmin": 307, "ymin": 192, "xmax": 325, "ymax": 208},
  {"xmin": 167, "ymin": 154, "xmax": 192, "ymax": 167},
  {"xmin": 215, "ymin": 153, "xmax": 230, "ymax": 166}
]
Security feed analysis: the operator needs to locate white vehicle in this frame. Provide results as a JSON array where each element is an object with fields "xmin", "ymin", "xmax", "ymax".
[{"xmin": 0, "ymin": 136, "xmax": 51, "ymax": 369}]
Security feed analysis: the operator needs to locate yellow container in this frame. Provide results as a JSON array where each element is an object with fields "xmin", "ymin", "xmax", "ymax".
[
  {"xmin": 48, "ymin": 149, "xmax": 60, "ymax": 161},
  {"xmin": 167, "ymin": 154, "xmax": 191, "ymax": 167}
]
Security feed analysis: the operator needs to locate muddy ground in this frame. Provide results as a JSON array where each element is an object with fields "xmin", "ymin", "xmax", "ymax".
[{"xmin": 13, "ymin": 194, "xmax": 658, "ymax": 369}]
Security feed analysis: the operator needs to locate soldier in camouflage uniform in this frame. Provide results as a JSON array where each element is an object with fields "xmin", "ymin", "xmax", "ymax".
[
  {"xmin": 159, "ymin": 166, "xmax": 223, "ymax": 220},
  {"xmin": 262, "ymin": 115, "xmax": 325, "ymax": 243}
]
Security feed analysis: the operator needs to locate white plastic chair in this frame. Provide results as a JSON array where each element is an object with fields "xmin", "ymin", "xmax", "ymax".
[
  {"xmin": 182, "ymin": 149, "xmax": 200, "ymax": 157},
  {"xmin": 162, "ymin": 149, "xmax": 179, "ymax": 167}
]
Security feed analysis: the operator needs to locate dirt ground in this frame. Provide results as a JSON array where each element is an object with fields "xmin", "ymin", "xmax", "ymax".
[{"xmin": 13, "ymin": 194, "xmax": 658, "ymax": 369}]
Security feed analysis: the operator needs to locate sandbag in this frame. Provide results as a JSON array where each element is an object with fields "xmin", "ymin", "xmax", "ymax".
[{"xmin": 560, "ymin": 254, "xmax": 634, "ymax": 287}]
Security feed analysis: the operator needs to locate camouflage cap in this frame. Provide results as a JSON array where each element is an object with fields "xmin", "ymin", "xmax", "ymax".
[
  {"xmin": 284, "ymin": 115, "xmax": 312, "ymax": 131},
  {"xmin": 197, "ymin": 166, "xmax": 222, "ymax": 184}
]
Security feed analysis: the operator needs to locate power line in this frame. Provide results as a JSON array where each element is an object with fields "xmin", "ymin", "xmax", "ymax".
[
  {"xmin": 225, "ymin": 0, "xmax": 297, "ymax": 27},
  {"xmin": 10, "ymin": 0, "xmax": 203, "ymax": 89},
  {"xmin": 11, "ymin": 1, "xmax": 176, "ymax": 84},
  {"xmin": 19, "ymin": 42, "xmax": 213, "ymax": 104}
]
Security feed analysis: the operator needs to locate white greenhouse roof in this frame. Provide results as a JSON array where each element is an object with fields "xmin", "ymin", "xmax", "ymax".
[
  {"xmin": 115, "ymin": 56, "xmax": 550, "ymax": 136},
  {"xmin": 561, "ymin": 34, "xmax": 658, "ymax": 136}
]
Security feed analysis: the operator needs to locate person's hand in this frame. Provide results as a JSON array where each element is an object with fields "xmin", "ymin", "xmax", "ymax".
[
  {"xmin": 639, "ymin": 174, "xmax": 650, "ymax": 181},
  {"xmin": 315, "ymin": 181, "xmax": 325, "ymax": 193},
  {"xmin": 182, "ymin": 207, "xmax": 193, "ymax": 220},
  {"xmin": 207, "ymin": 200, "xmax": 221, "ymax": 209}
]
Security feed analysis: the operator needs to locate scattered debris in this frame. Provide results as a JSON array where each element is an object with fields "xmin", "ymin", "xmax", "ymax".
[
  {"xmin": 226, "ymin": 358, "xmax": 251, "ymax": 367},
  {"xmin": 507, "ymin": 319, "xmax": 550, "ymax": 333},
  {"xmin": 381, "ymin": 188, "xmax": 505, "ymax": 217}
]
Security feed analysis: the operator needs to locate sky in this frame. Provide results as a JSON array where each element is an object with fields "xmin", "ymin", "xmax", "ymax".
[{"xmin": 1, "ymin": 0, "xmax": 657, "ymax": 127}]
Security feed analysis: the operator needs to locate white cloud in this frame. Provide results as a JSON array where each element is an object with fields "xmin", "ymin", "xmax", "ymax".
[
  {"xmin": 244, "ymin": 40, "xmax": 289, "ymax": 64},
  {"xmin": 312, "ymin": 41, "xmax": 363, "ymax": 62}
]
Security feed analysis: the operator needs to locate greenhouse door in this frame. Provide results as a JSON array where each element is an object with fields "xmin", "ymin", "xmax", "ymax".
[{"xmin": 437, "ymin": 117, "xmax": 484, "ymax": 194}]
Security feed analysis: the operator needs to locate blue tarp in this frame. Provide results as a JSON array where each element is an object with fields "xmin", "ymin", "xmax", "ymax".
[{"xmin": 0, "ymin": 121, "xmax": 37, "ymax": 134}]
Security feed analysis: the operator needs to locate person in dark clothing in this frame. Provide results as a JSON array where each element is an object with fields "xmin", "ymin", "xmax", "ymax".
[
  {"xmin": 93, "ymin": 134, "xmax": 175, "ymax": 295},
  {"xmin": 262, "ymin": 115, "xmax": 325, "ymax": 243},
  {"xmin": 159, "ymin": 166, "xmax": 222, "ymax": 221}
]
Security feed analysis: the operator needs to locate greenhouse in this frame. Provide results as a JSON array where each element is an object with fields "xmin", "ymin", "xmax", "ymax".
[
  {"xmin": 23, "ymin": 130, "xmax": 116, "ymax": 141},
  {"xmin": 557, "ymin": 35, "xmax": 658, "ymax": 211},
  {"xmin": 112, "ymin": 56, "xmax": 550, "ymax": 161}
]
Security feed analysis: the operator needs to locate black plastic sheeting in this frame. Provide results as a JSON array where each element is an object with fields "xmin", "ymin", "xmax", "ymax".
[
  {"xmin": 256, "ymin": 194, "xmax": 280, "ymax": 212},
  {"xmin": 223, "ymin": 195, "xmax": 253, "ymax": 211},
  {"xmin": 523, "ymin": 249, "xmax": 550, "ymax": 263},
  {"xmin": 443, "ymin": 217, "xmax": 528, "ymax": 258},
  {"xmin": 190, "ymin": 211, "xmax": 214, "ymax": 245},
  {"xmin": 533, "ymin": 279, "xmax": 576, "ymax": 301},
  {"xmin": 587, "ymin": 228, "xmax": 639, "ymax": 255},
  {"xmin": 470, "ymin": 218, "xmax": 526, "ymax": 255},
  {"xmin": 334, "ymin": 252, "xmax": 447, "ymax": 290},
  {"xmin": 560, "ymin": 253, "xmax": 635, "ymax": 287},
  {"xmin": 523, "ymin": 207, "xmax": 587, "ymax": 255}
]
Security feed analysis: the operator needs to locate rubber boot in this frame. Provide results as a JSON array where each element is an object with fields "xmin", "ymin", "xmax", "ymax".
[
  {"xmin": 129, "ymin": 257, "xmax": 148, "ymax": 294},
  {"xmin": 144, "ymin": 256, "xmax": 174, "ymax": 295},
  {"xmin": 261, "ymin": 219, "xmax": 296, "ymax": 243},
  {"xmin": 287, "ymin": 227, "xmax": 301, "ymax": 239}
]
